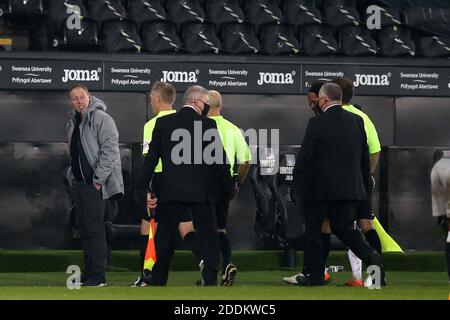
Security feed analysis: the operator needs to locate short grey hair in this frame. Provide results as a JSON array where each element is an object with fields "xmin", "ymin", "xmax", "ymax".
[
  {"xmin": 319, "ymin": 83, "xmax": 343, "ymax": 102},
  {"xmin": 183, "ymin": 85, "xmax": 208, "ymax": 104}
]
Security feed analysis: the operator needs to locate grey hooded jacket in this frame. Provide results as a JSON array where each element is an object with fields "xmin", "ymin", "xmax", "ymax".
[{"xmin": 67, "ymin": 96, "xmax": 124, "ymax": 200}]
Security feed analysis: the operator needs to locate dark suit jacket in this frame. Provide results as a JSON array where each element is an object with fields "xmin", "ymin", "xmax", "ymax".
[
  {"xmin": 293, "ymin": 105, "xmax": 370, "ymax": 204},
  {"xmin": 141, "ymin": 106, "xmax": 234, "ymax": 204}
]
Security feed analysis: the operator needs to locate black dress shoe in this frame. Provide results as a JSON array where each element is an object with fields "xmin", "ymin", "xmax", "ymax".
[{"xmin": 295, "ymin": 274, "xmax": 329, "ymax": 287}]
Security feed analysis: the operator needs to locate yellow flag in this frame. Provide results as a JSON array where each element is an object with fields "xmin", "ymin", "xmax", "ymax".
[
  {"xmin": 373, "ymin": 216, "xmax": 404, "ymax": 253},
  {"xmin": 143, "ymin": 219, "xmax": 157, "ymax": 271}
]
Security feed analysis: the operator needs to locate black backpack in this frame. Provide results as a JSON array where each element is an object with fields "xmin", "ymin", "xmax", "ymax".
[
  {"xmin": 220, "ymin": 22, "xmax": 260, "ymax": 54},
  {"xmin": 417, "ymin": 35, "xmax": 450, "ymax": 58},
  {"xmin": 205, "ymin": 0, "xmax": 245, "ymax": 27},
  {"xmin": 339, "ymin": 25, "xmax": 377, "ymax": 56},
  {"xmin": 299, "ymin": 24, "xmax": 338, "ymax": 56},
  {"xmin": 181, "ymin": 22, "xmax": 220, "ymax": 54},
  {"xmin": 141, "ymin": 20, "xmax": 182, "ymax": 53},
  {"xmin": 283, "ymin": 0, "xmax": 323, "ymax": 27},
  {"xmin": 378, "ymin": 26, "xmax": 415, "ymax": 57},
  {"xmin": 63, "ymin": 17, "xmax": 99, "ymax": 51},
  {"xmin": 260, "ymin": 23, "xmax": 300, "ymax": 55},
  {"xmin": 127, "ymin": 0, "xmax": 167, "ymax": 31},
  {"xmin": 166, "ymin": 0, "xmax": 206, "ymax": 29},
  {"xmin": 102, "ymin": 19, "xmax": 142, "ymax": 53},
  {"xmin": 244, "ymin": 0, "xmax": 283, "ymax": 31},
  {"xmin": 364, "ymin": 5, "xmax": 401, "ymax": 29},
  {"xmin": 87, "ymin": 0, "xmax": 127, "ymax": 25},
  {"xmin": 49, "ymin": 0, "xmax": 87, "ymax": 36},
  {"xmin": 323, "ymin": 0, "xmax": 360, "ymax": 27},
  {"xmin": 8, "ymin": 0, "xmax": 44, "ymax": 15}
]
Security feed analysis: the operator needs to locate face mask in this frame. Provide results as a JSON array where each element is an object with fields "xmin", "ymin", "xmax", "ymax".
[
  {"xmin": 311, "ymin": 102, "xmax": 323, "ymax": 115},
  {"xmin": 312, "ymin": 105, "xmax": 323, "ymax": 115},
  {"xmin": 201, "ymin": 103, "xmax": 210, "ymax": 117}
]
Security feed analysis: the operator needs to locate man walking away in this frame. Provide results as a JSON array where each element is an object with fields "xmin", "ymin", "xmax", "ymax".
[
  {"xmin": 208, "ymin": 90, "xmax": 251, "ymax": 286},
  {"xmin": 292, "ymin": 83, "xmax": 383, "ymax": 286}
]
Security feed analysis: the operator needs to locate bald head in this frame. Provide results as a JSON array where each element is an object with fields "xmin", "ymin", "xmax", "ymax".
[{"xmin": 209, "ymin": 90, "xmax": 222, "ymax": 107}]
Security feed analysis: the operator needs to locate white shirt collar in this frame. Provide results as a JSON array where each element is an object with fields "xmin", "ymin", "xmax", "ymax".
[
  {"xmin": 323, "ymin": 103, "xmax": 341, "ymax": 113},
  {"xmin": 182, "ymin": 104, "xmax": 198, "ymax": 114}
]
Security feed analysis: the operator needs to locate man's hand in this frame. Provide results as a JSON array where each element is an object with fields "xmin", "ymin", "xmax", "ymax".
[
  {"xmin": 288, "ymin": 187, "xmax": 297, "ymax": 205},
  {"xmin": 147, "ymin": 192, "xmax": 157, "ymax": 212},
  {"xmin": 93, "ymin": 182, "xmax": 102, "ymax": 191},
  {"xmin": 234, "ymin": 185, "xmax": 240, "ymax": 197},
  {"xmin": 370, "ymin": 175, "xmax": 376, "ymax": 192}
]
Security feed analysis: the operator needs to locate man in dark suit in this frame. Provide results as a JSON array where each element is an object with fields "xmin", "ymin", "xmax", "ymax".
[
  {"xmin": 141, "ymin": 85, "xmax": 235, "ymax": 286},
  {"xmin": 292, "ymin": 83, "xmax": 383, "ymax": 286}
]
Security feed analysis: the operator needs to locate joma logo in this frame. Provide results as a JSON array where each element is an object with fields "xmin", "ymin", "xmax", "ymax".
[
  {"xmin": 161, "ymin": 70, "xmax": 198, "ymax": 83},
  {"xmin": 354, "ymin": 73, "xmax": 390, "ymax": 87},
  {"xmin": 257, "ymin": 72, "xmax": 295, "ymax": 86},
  {"xmin": 62, "ymin": 69, "xmax": 100, "ymax": 82}
]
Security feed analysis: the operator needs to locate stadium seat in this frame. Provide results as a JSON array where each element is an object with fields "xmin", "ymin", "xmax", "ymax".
[
  {"xmin": 102, "ymin": 19, "xmax": 142, "ymax": 53},
  {"xmin": 5, "ymin": 0, "xmax": 47, "ymax": 31},
  {"xmin": 416, "ymin": 35, "xmax": 450, "ymax": 58},
  {"xmin": 62, "ymin": 17, "xmax": 99, "ymax": 51},
  {"xmin": 166, "ymin": 0, "xmax": 206, "ymax": 30},
  {"xmin": 339, "ymin": 25, "xmax": 377, "ymax": 56},
  {"xmin": 220, "ymin": 22, "xmax": 260, "ymax": 54},
  {"xmin": 283, "ymin": 0, "xmax": 323, "ymax": 28},
  {"xmin": 5, "ymin": 0, "xmax": 50, "ymax": 51},
  {"xmin": 141, "ymin": 20, "xmax": 181, "ymax": 53},
  {"xmin": 260, "ymin": 23, "xmax": 300, "ymax": 55},
  {"xmin": 299, "ymin": 23, "xmax": 338, "ymax": 56},
  {"xmin": 181, "ymin": 22, "xmax": 220, "ymax": 54},
  {"xmin": 49, "ymin": 0, "xmax": 87, "ymax": 36},
  {"xmin": 248, "ymin": 164, "xmax": 279, "ymax": 242},
  {"xmin": 268, "ymin": 173, "xmax": 288, "ymax": 245},
  {"xmin": 205, "ymin": 0, "xmax": 245, "ymax": 27},
  {"xmin": 7, "ymin": 0, "xmax": 44, "ymax": 16},
  {"xmin": 87, "ymin": 0, "xmax": 127, "ymax": 25},
  {"xmin": 244, "ymin": 0, "xmax": 283, "ymax": 31},
  {"xmin": 127, "ymin": 0, "xmax": 168, "ymax": 31},
  {"xmin": 323, "ymin": 0, "xmax": 360, "ymax": 27},
  {"xmin": 270, "ymin": 148, "xmax": 304, "ymax": 244},
  {"xmin": 363, "ymin": 5, "xmax": 401, "ymax": 28},
  {"xmin": 404, "ymin": 7, "xmax": 450, "ymax": 27},
  {"xmin": 0, "ymin": 8, "xmax": 13, "ymax": 51},
  {"xmin": 378, "ymin": 26, "xmax": 415, "ymax": 57}
]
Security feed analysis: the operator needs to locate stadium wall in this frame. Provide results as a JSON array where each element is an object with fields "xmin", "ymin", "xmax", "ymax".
[{"xmin": 0, "ymin": 53, "xmax": 449, "ymax": 250}]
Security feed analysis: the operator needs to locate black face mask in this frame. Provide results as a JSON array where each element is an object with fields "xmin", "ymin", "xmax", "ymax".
[
  {"xmin": 312, "ymin": 104, "xmax": 323, "ymax": 116},
  {"xmin": 201, "ymin": 103, "xmax": 210, "ymax": 117}
]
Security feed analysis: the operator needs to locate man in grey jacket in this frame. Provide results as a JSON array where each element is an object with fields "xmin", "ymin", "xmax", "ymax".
[{"xmin": 67, "ymin": 85, "xmax": 124, "ymax": 287}]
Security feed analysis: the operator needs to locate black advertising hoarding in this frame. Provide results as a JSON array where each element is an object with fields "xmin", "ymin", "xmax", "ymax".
[
  {"xmin": 0, "ymin": 60, "xmax": 6, "ymax": 87},
  {"xmin": 0, "ymin": 60, "xmax": 103, "ymax": 90},
  {"xmin": 104, "ymin": 62, "xmax": 301, "ymax": 94},
  {"xmin": 104, "ymin": 61, "xmax": 153, "ymax": 91},
  {"xmin": 303, "ymin": 64, "xmax": 397, "ymax": 96},
  {"xmin": 0, "ymin": 57, "xmax": 448, "ymax": 96},
  {"xmin": 303, "ymin": 64, "xmax": 450, "ymax": 97},
  {"xmin": 395, "ymin": 67, "xmax": 449, "ymax": 96},
  {"xmin": 204, "ymin": 63, "xmax": 301, "ymax": 94}
]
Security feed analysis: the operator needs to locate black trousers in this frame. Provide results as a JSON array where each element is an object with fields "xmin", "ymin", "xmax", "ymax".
[
  {"xmin": 151, "ymin": 202, "xmax": 220, "ymax": 286},
  {"xmin": 71, "ymin": 181, "xmax": 107, "ymax": 281},
  {"xmin": 304, "ymin": 201, "xmax": 382, "ymax": 284}
]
